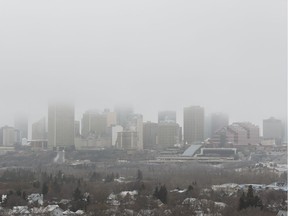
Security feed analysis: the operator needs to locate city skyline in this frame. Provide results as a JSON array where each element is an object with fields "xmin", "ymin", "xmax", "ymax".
[
  {"xmin": 0, "ymin": 1, "xmax": 286, "ymax": 215},
  {"xmin": 0, "ymin": 0, "xmax": 286, "ymax": 133},
  {"xmin": 0, "ymin": 103, "xmax": 286, "ymax": 139}
]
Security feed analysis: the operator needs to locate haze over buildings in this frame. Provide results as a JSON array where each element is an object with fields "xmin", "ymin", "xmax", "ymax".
[
  {"xmin": 0, "ymin": 1, "xmax": 286, "ymax": 215},
  {"xmin": 0, "ymin": 0, "xmax": 285, "ymax": 132},
  {"xmin": 32, "ymin": 117, "xmax": 47, "ymax": 140},
  {"xmin": 14, "ymin": 113, "xmax": 28, "ymax": 142}
]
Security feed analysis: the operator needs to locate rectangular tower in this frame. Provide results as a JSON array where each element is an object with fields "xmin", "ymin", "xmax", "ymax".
[
  {"xmin": 183, "ymin": 106, "xmax": 204, "ymax": 144},
  {"xmin": 48, "ymin": 102, "xmax": 75, "ymax": 149}
]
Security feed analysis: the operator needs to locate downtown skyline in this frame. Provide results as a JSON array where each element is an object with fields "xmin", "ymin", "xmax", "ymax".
[{"xmin": 0, "ymin": 0, "xmax": 286, "ymax": 137}]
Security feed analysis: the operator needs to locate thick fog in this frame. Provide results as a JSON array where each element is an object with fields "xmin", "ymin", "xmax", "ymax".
[{"xmin": 0, "ymin": 0, "xmax": 286, "ymax": 133}]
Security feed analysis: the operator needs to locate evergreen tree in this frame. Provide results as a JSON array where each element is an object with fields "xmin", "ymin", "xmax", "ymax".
[
  {"xmin": 153, "ymin": 186, "xmax": 159, "ymax": 199},
  {"xmin": 246, "ymin": 185, "xmax": 254, "ymax": 207},
  {"xmin": 137, "ymin": 169, "xmax": 143, "ymax": 181},
  {"xmin": 187, "ymin": 185, "xmax": 193, "ymax": 192},
  {"xmin": 238, "ymin": 185, "xmax": 263, "ymax": 211},
  {"xmin": 22, "ymin": 191, "xmax": 27, "ymax": 200},
  {"xmin": 73, "ymin": 187, "xmax": 82, "ymax": 201},
  {"xmin": 238, "ymin": 192, "xmax": 246, "ymax": 210},
  {"xmin": 41, "ymin": 183, "xmax": 48, "ymax": 195},
  {"xmin": 158, "ymin": 185, "xmax": 168, "ymax": 204}
]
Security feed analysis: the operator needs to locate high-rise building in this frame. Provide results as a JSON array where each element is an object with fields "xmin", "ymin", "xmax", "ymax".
[
  {"xmin": 263, "ymin": 117, "xmax": 283, "ymax": 145},
  {"xmin": 14, "ymin": 113, "xmax": 28, "ymax": 141},
  {"xmin": 129, "ymin": 114, "xmax": 143, "ymax": 149},
  {"xmin": 81, "ymin": 110, "xmax": 107, "ymax": 138},
  {"xmin": 183, "ymin": 106, "xmax": 204, "ymax": 144},
  {"xmin": 158, "ymin": 122, "xmax": 181, "ymax": 149},
  {"xmin": 158, "ymin": 111, "xmax": 176, "ymax": 123},
  {"xmin": 0, "ymin": 126, "xmax": 17, "ymax": 146},
  {"xmin": 204, "ymin": 115, "xmax": 212, "ymax": 139},
  {"xmin": 32, "ymin": 117, "xmax": 47, "ymax": 140},
  {"xmin": 210, "ymin": 113, "xmax": 229, "ymax": 136},
  {"xmin": 115, "ymin": 114, "xmax": 143, "ymax": 150},
  {"xmin": 48, "ymin": 102, "xmax": 75, "ymax": 149},
  {"xmin": 74, "ymin": 121, "xmax": 81, "ymax": 137},
  {"xmin": 143, "ymin": 122, "xmax": 158, "ymax": 150},
  {"xmin": 114, "ymin": 105, "xmax": 133, "ymax": 129},
  {"xmin": 104, "ymin": 109, "xmax": 117, "ymax": 127}
]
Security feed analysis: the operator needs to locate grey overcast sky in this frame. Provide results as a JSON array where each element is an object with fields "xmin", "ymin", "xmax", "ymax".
[{"xmin": 0, "ymin": 0, "xmax": 286, "ymax": 132}]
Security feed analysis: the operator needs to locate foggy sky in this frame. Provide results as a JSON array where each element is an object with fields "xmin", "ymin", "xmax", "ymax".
[{"xmin": 0, "ymin": 0, "xmax": 286, "ymax": 133}]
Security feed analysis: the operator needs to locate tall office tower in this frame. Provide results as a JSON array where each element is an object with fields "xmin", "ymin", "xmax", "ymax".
[
  {"xmin": 0, "ymin": 126, "xmax": 17, "ymax": 146},
  {"xmin": 48, "ymin": 102, "xmax": 75, "ymax": 149},
  {"xmin": 143, "ymin": 122, "xmax": 158, "ymax": 150},
  {"xmin": 263, "ymin": 117, "xmax": 283, "ymax": 145},
  {"xmin": 210, "ymin": 113, "xmax": 229, "ymax": 136},
  {"xmin": 158, "ymin": 111, "xmax": 176, "ymax": 123},
  {"xmin": 204, "ymin": 115, "xmax": 212, "ymax": 139},
  {"xmin": 158, "ymin": 122, "xmax": 181, "ymax": 149},
  {"xmin": 74, "ymin": 121, "xmax": 81, "ymax": 137},
  {"xmin": 104, "ymin": 109, "xmax": 117, "ymax": 127},
  {"xmin": 129, "ymin": 114, "xmax": 143, "ymax": 150},
  {"xmin": 14, "ymin": 113, "xmax": 28, "ymax": 142},
  {"xmin": 81, "ymin": 110, "xmax": 107, "ymax": 138},
  {"xmin": 32, "ymin": 117, "xmax": 47, "ymax": 140},
  {"xmin": 183, "ymin": 106, "xmax": 204, "ymax": 144},
  {"xmin": 114, "ymin": 105, "xmax": 133, "ymax": 129},
  {"xmin": 235, "ymin": 122, "xmax": 260, "ymax": 145}
]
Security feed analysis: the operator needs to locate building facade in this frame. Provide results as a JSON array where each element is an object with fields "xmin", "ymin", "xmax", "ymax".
[
  {"xmin": 114, "ymin": 105, "xmax": 133, "ymax": 129},
  {"xmin": 210, "ymin": 113, "xmax": 229, "ymax": 136},
  {"xmin": 81, "ymin": 110, "xmax": 107, "ymax": 138},
  {"xmin": 210, "ymin": 122, "xmax": 260, "ymax": 147},
  {"xmin": 32, "ymin": 117, "xmax": 47, "ymax": 140},
  {"xmin": 143, "ymin": 122, "xmax": 158, "ymax": 150},
  {"xmin": 183, "ymin": 106, "xmax": 204, "ymax": 144},
  {"xmin": 48, "ymin": 102, "xmax": 75, "ymax": 149},
  {"xmin": 74, "ymin": 120, "xmax": 81, "ymax": 137},
  {"xmin": 263, "ymin": 117, "xmax": 283, "ymax": 145},
  {"xmin": 14, "ymin": 113, "xmax": 28, "ymax": 142},
  {"xmin": 0, "ymin": 126, "xmax": 17, "ymax": 146},
  {"xmin": 116, "ymin": 131, "xmax": 138, "ymax": 149},
  {"xmin": 158, "ymin": 122, "xmax": 181, "ymax": 149}
]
